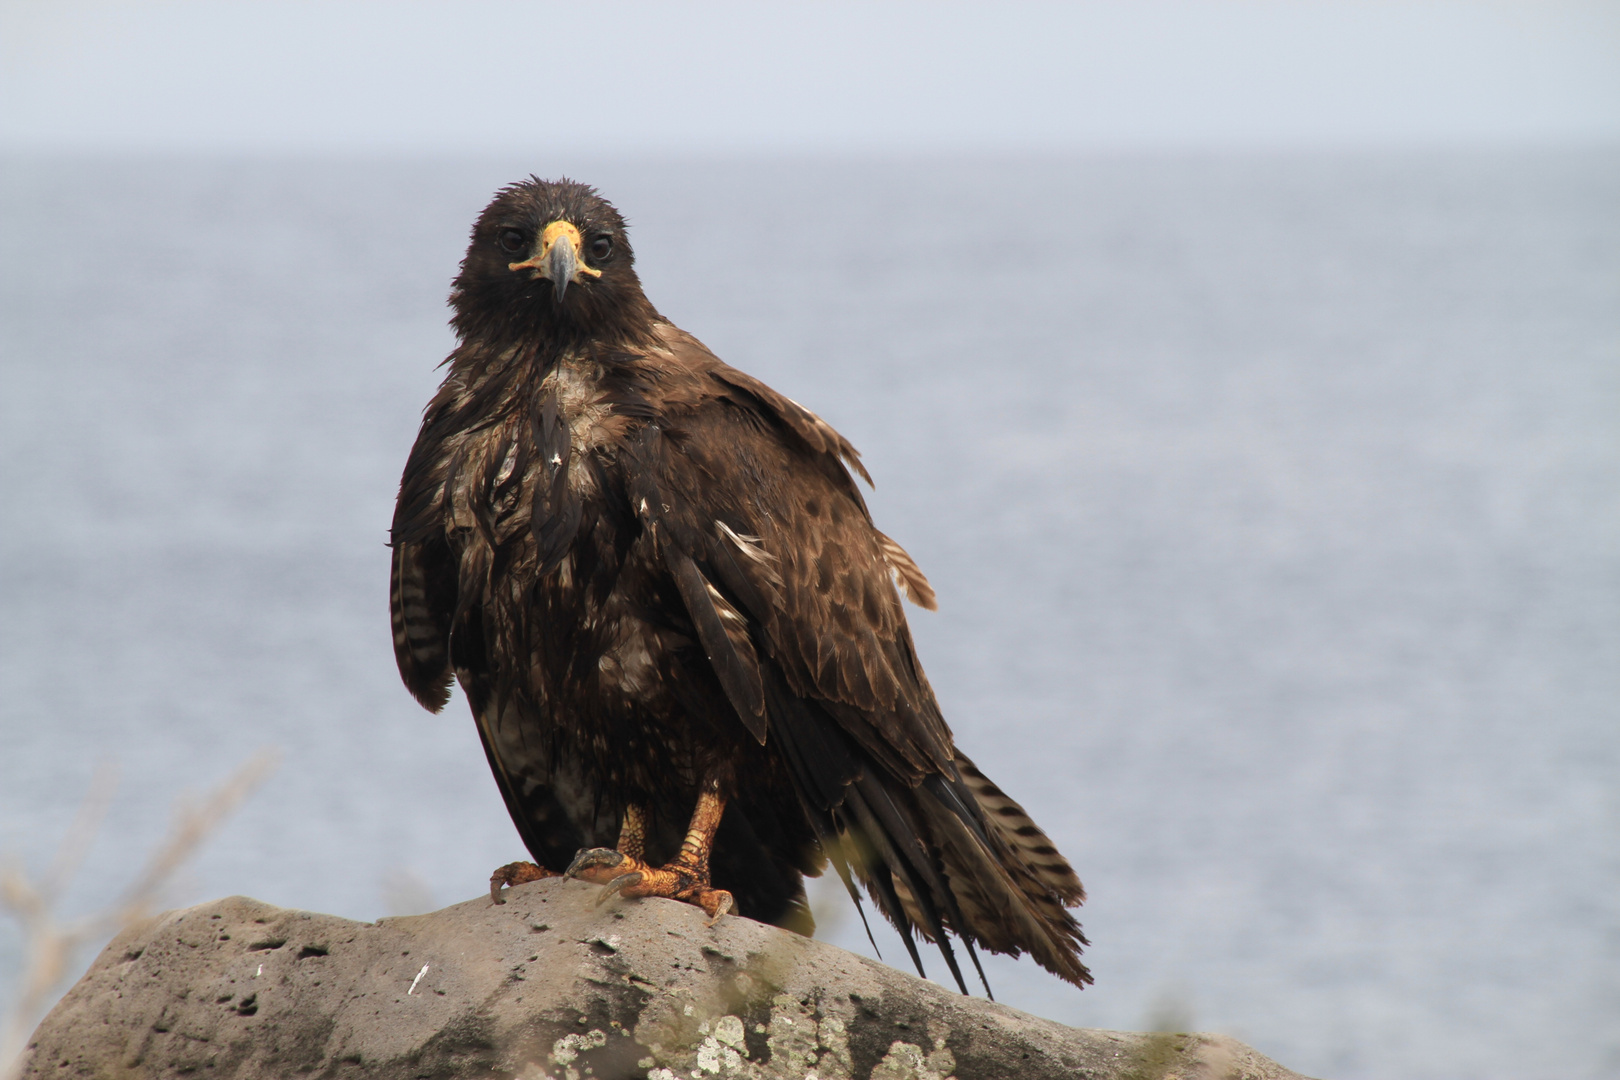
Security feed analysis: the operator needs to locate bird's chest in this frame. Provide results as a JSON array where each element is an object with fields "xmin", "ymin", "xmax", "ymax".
[
  {"xmin": 442, "ymin": 356, "xmax": 625, "ymax": 558},
  {"xmin": 512, "ymin": 364, "xmax": 675, "ymax": 705},
  {"xmin": 541, "ymin": 355, "xmax": 630, "ymax": 477},
  {"xmin": 446, "ymin": 356, "xmax": 692, "ymax": 725}
]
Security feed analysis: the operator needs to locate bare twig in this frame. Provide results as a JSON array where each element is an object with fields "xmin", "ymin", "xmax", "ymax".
[{"xmin": 0, "ymin": 750, "xmax": 278, "ymax": 1080}]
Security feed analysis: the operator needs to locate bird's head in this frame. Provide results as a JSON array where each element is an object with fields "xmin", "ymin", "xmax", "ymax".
[{"xmin": 450, "ymin": 178, "xmax": 654, "ymax": 347}]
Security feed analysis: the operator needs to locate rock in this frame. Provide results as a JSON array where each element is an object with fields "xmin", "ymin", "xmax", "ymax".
[{"xmin": 23, "ymin": 879, "xmax": 1313, "ymax": 1079}]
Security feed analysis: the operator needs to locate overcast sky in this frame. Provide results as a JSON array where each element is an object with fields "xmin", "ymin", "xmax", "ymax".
[{"xmin": 2, "ymin": 1, "xmax": 1618, "ymax": 153}]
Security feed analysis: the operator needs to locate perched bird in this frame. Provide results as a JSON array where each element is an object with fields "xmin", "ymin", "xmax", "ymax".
[{"xmin": 389, "ymin": 178, "xmax": 1091, "ymax": 991}]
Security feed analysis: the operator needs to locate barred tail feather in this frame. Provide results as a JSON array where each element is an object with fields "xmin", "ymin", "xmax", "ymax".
[
  {"xmin": 390, "ymin": 542, "xmax": 454, "ymax": 712},
  {"xmin": 955, "ymin": 751, "xmax": 1085, "ymax": 905},
  {"xmin": 920, "ymin": 773, "xmax": 1092, "ymax": 988},
  {"xmin": 836, "ymin": 767, "xmax": 1091, "ymax": 992}
]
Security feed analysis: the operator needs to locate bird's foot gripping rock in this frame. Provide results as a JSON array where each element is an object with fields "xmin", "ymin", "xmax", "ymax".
[
  {"xmin": 564, "ymin": 848, "xmax": 734, "ymax": 926},
  {"xmin": 489, "ymin": 860, "xmax": 557, "ymax": 904}
]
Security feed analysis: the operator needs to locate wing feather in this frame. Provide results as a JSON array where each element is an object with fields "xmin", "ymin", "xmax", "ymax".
[
  {"xmin": 707, "ymin": 363, "xmax": 874, "ymax": 487},
  {"xmin": 667, "ymin": 548, "xmax": 768, "ymax": 743},
  {"xmin": 876, "ymin": 530, "xmax": 937, "ymax": 611},
  {"xmin": 628, "ymin": 337, "xmax": 1090, "ymax": 989}
]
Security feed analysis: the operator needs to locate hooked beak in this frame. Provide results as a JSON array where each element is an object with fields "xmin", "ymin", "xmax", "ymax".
[{"xmin": 508, "ymin": 220, "xmax": 602, "ymax": 302}]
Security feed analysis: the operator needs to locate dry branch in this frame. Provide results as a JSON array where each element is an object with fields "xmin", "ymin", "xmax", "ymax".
[{"xmin": 0, "ymin": 751, "xmax": 277, "ymax": 1080}]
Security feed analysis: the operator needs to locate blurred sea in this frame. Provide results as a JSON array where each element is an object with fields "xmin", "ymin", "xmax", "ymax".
[{"xmin": 1, "ymin": 151, "xmax": 1616, "ymax": 1079}]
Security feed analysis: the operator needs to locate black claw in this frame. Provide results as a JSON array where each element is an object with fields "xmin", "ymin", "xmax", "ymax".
[{"xmin": 564, "ymin": 847, "xmax": 626, "ymax": 879}]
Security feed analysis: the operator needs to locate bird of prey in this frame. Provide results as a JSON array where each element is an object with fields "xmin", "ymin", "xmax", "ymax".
[{"xmin": 389, "ymin": 178, "xmax": 1090, "ymax": 991}]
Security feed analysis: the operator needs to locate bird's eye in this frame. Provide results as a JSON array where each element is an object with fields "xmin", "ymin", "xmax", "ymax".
[
  {"xmin": 497, "ymin": 228, "xmax": 527, "ymax": 254},
  {"xmin": 590, "ymin": 235, "xmax": 613, "ymax": 262}
]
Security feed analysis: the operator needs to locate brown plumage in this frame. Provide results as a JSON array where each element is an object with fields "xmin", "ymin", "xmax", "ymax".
[{"xmin": 389, "ymin": 178, "xmax": 1090, "ymax": 991}]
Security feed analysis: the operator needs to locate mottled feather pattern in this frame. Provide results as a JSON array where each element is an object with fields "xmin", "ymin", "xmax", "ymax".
[
  {"xmin": 388, "ymin": 178, "xmax": 1089, "ymax": 989},
  {"xmin": 530, "ymin": 385, "xmax": 581, "ymax": 575},
  {"xmin": 624, "ymin": 340, "xmax": 1089, "ymax": 986}
]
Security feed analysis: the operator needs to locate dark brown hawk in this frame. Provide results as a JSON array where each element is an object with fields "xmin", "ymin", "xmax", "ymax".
[{"xmin": 389, "ymin": 178, "xmax": 1090, "ymax": 991}]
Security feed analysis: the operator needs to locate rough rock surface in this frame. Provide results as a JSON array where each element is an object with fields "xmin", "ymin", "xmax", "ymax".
[{"xmin": 25, "ymin": 879, "xmax": 1314, "ymax": 1079}]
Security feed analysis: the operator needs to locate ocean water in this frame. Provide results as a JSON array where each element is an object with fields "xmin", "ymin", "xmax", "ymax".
[{"xmin": 1, "ymin": 151, "xmax": 1616, "ymax": 1079}]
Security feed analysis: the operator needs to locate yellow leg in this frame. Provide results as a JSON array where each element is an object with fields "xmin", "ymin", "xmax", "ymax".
[
  {"xmin": 617, "ymin": 804, "xmax": 647, "ymax": 863},
  {"xmin": 565, "ymin": 785, "xmax": 734, "ymax": 925}
]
